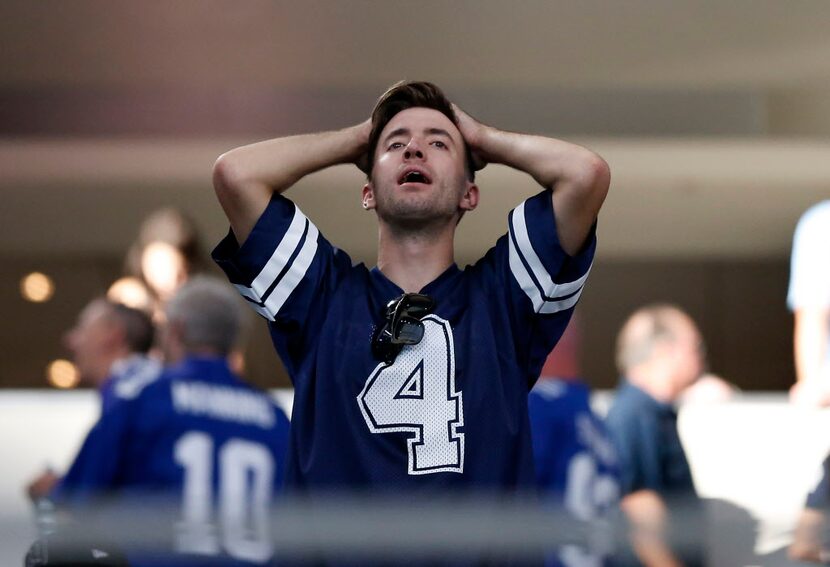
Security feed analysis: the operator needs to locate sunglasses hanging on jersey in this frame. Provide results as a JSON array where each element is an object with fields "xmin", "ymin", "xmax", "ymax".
[{"xmin": 371, "ymin": 293, "xmax": 436, "ymax": 365}]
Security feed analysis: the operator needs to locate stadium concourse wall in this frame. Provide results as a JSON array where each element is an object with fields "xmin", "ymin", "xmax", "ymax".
[
  {"xmin": 0, "ymin": 255, "xmax": 795, "ymax": 392},
  {"xmin": 2, "ymin": 390, "xmax": 829, "ymax": 564}
]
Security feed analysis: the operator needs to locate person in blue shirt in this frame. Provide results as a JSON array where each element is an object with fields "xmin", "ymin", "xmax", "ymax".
[
  {"xmin": 530, "ymin": 379, "xmax": 621, "ymax": 567},
  {"xmin": 211, "ymin": 81, "xmax": 610, "ymax": 496},
  {"xmin": 35, "ymin": 277, "xmax": 291, "ymax": 566},
  {"xmin": 605, "ymin": 304, "xmax": 705, "ymax": 567},
  {"xmin": 528, "ymin": 316, "xmax": 621, "ymax": 566},
  {"xmin": 67, "ymin": 298, "xmax": 159, "ymax": 415},
  {"xmin": 27, "ymin": 298, "xmax": 160, "ymax": 503}
]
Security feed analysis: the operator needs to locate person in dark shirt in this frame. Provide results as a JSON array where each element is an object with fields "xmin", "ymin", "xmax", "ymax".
[
  {"xmin": 28, "ymin": 277, "xmax": 291, "ymax": 567},
  {"xmin": 606, "ymin": 304, "xmax": 706, "ymax": 567},
  {"xmin": 790, "ymin": 454, "xmax": 830, "ymax": 563},
  {"xmin": 210, "ymin": 80, "xmax": 610, "ymax": 494},
  {"xmin": 26, "ymin": 298, "xmax": 159, "ymax": 502}
]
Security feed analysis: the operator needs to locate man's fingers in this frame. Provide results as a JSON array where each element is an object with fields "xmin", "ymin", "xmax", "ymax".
[
  {"xmin": 452, "ymin": 104, "xmax": 488, "ymax": 170},
  {"xmin": 353, "ymin": 118, "xmax": 373, "ymax": 174}
]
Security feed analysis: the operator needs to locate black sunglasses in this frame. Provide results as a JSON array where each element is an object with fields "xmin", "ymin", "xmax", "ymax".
[{"xmin": 371, "ymin": 293, "xmax": 436, "ymax": 365}]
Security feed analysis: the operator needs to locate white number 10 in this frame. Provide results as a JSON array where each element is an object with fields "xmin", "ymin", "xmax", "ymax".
[{"xmin": 174, "ymin": 431, "xmax": 274, "ymax": 562}]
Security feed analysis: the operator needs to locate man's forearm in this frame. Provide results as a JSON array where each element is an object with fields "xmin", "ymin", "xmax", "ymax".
[
  {"xmin": 478, "ymin": 127, "xmax": 609, "ymax": 255},
  {"xmin": 452, "ymin": 105, "xmax": 608, "ymax": 255},
  {"xmin": 213, "ymin": 122, "xmax": 369, "ymax": 244},
  {"xmin": 794, "ymin": 308, "xmax": 830, "ymax": 383},
  {"xmin": 621, "ymin": 490, "xmax": 684, "ymax": 567},
  {"xmin": 474, "ymin": 127, "xmax": 603, "ymax": 192},
  {"xmin": 790, "ymin": 508, "xmax": 827, "ymax": 563}
]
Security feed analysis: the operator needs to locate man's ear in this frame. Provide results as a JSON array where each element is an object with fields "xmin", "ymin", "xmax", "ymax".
[
  {"xmin": 104, "ymin": 321, "xmax": 128, "ymax": 353},
  {"xmin": 460, "ymin": 183, "xmax": 479, "ymax": 212},
  {"xmin": 161, "ymin": 319, "xmax": 185, "ymax": 363},
  {"xmin": 361, "ymin": 183, "xmax": 375, "ymax": 210}
]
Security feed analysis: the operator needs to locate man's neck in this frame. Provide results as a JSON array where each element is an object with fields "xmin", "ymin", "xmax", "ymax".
[
  {"xmin": 627, "ymin": 367, "xmax": 676, "ymax": 405},
  {"xmin": 376, "ymin": 220, "xmax": 456, "ymax": 293}
]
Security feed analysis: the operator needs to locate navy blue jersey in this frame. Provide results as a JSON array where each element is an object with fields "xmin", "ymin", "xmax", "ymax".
[
  {"xmin": 213, "ymin": 189, "xmax": 595, "ymax": 491},
  {"xmin": 528, "ymin": 379, "xmax": 620, "ymax": 567},
  {"xmin": 605, "ymin": 381, "xmax": 695, "ymax": 499},
  {"xmin": 529, "ymin": 379, "xmax": 620, "ymax": 509},
  {"xmin": 53, "ymin": 356, "xmax": 291, "ymax": 566},
  {"xmin": 98, "ymin": 354, "xmax": 162, "ymax": 415},
  {"xmin": 605, "ymin": 381, "xmax": 704, "ymax": 566}
]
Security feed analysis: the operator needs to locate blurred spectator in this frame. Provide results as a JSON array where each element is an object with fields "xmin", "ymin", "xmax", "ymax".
[
  {"xmin": 27, "ymin": 277, "xmax": 290, "ymax": 566},
  {"xmin": 528, "ymin": 316, "xmax": 621, "ymax": 566},
  {"xmin": 66, "ymin": 298, "xmax": 160, "ymax": 414},
  {"xmin": 678, "ymin": 372, "xmax": 739, "ymax": 405},
  {"xmin": 26, "ymin": 299, "xmax": 160, "ymax": 502},
  {"xmin": 787, "ymin": 201, "xmax": 830, "ymax": 407},
  {"xmin": 108, "ymin": 208, "xmax": 207, "ymax": 320},
  {"xmin": 605, "ymin": 304, "xmax": 706, "ymax": 567},
  {"xmin": 790, "ymin": 455, "xmax": 830, "ymax": 563}
]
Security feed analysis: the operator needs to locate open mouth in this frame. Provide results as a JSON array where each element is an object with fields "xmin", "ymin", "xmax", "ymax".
[{"xmin": 398, "ymin": 169, "xmax": 432, "ymax": 185}]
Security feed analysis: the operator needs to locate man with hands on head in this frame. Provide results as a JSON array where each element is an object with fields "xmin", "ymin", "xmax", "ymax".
[{"xmin": 212, "ymin": 81, "xmax": 610, "ymax": 493}]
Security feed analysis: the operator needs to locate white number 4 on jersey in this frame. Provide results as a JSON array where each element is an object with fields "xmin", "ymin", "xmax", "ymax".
[{"xmin": 358, "ymin": 316, "xmax": 465, "ymax": 475}]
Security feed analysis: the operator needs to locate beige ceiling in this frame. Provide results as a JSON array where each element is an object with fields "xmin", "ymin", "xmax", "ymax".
[{"xmin": 1, "ymin": 1, "xmax": 829, "ymax": 260}]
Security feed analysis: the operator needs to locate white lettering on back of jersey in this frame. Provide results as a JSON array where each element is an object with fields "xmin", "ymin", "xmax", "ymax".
[
  {"xmin": 172, "ymin": 382, "xmax": 275, "ymax": 429},
  {"xmin": 575, "ymin": 414, "xmax": 617, "ymax": 467}
]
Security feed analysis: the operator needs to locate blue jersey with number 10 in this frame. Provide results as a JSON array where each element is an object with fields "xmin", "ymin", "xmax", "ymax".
[
  {"xmin": 529, "ymin": 379, "xmax": 621, "ymax": 567},
  {"xmin": 213, "ymin": 189, "xmax": 596, "ymax": 491},
  {"xmin": 53, "ymin": 356, "xmax": 291, "ymax": 566}
]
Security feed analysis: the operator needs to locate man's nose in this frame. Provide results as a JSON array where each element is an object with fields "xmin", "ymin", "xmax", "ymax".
[{"xmin": 403, "ymin": 140, "xmax": 424, "ymax": 160}]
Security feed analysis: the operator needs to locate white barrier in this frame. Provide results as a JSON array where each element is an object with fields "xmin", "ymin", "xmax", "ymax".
[{"xmin": 1, "ymin": 390, "xmax": 828, "ymax": 564}]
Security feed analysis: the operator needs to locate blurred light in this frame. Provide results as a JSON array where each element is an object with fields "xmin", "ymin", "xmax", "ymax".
[
  {"xmin": 141, "ymin": 241, "xmax": 185, "ymax": 300},
  {"xmin": 47, "ymin": 359, "xmax": 80, "ymax": 389},
  {"xmin": 21, "ymin": 272, "xmax": 54, "ymax": 303},
  {"xmin": 108, "ymin": 276, "xmax": 152, "ymax": 311}
]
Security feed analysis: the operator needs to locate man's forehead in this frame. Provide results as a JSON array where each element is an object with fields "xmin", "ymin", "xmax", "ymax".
[{"xmin": 380, "ymin": 107, "xmax": 461, "ymax": 141}]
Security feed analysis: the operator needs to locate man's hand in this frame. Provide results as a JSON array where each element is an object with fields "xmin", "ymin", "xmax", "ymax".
[
  {"xmin": 214, "ymin": 119, "xmax": 375, "ymax": 244},
  {"xmin": 27, "ymin": 469, "xmax": 59, "ymax": 502},
  {"xmin": 451, "ymin": 103, "xmax": 609, "ymax": 256},
  {"xmin": 789, "ymin": 379, "xmax": 830, "ymax": 407},
  {"xmin": 353, "ymin": 118, "xmax": 373, "ymax": 174},
  {"xmin": 452, "ymin": 104, "xmax": 489, "ymax": 171}
]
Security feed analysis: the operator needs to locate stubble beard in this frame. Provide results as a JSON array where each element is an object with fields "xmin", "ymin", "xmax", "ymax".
[{"xmin": 375, "ymin": 182, "xmax": 460, "ymax": 236}]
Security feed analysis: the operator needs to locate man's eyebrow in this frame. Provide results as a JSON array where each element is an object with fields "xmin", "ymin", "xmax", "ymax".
[
  {"xmin": 424, "ymin": 128, "xmax": 452, "ymax": 140},
  {"xmin": 382, "ymin": 128, "xmax": 410, "ymax": 144},
  {"xmin": 382, "ymin": 127, "xmax": 455, "ymax": 144}
]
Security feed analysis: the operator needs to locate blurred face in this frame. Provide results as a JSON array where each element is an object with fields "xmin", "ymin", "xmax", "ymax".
[
  {"xmin": 668, "ymin": 316, "xmax": 706, "ymax": 392},
  {"xmin": 365, "ymin": 107, "xmax": 476, "ymax": 227},
  {"xmin": 63, "ymin": 301, "xmax": 121, "ymax": 386}
]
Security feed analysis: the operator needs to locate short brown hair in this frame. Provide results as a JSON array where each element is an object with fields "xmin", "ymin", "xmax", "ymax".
[{"xmin": 367, "ymin": 81, "xmax": 475, "ymax": 180}]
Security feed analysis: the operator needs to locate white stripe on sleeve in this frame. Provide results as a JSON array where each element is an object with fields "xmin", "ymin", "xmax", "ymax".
[
  {"xmin": 262, "ymin": 221, "xmax": 320, "ymax": 318},
  {"xmin": 250, "ymin": 206, "xmax": 309, "ymax": 299},
  {"xmin": 508, "ymin": 201, "xmax": 591, "ymax": 314},
  {"xmin": 232, "ymin": 204, "xmax": 320, "ymax": 321}
]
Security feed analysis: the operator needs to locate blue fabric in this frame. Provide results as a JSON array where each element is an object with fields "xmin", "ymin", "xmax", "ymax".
[
  {"xmin": 529, "ymin": 380, "xmax": 619, "ymax": 498},
  {"xmin": 605, "ymin": 381, "xmax": 695, "ymax": 498},
  {"xmin": 52, "ymin": 356, "xmax": 291, "ymax": 566},
  {"xmin": 807, "ymin": 453, "xmax": 830, "ymax": 510},
  {"xmin": 529, "ymin": 379, "xmax": 621, "ymax": 567},
  {"xmin": 213, "ymin": 190, "xmax": 596, "ymax": 493},
  {"xmin": 98, "ymin": 355, "xmax": 161, "ymax": 415}
]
